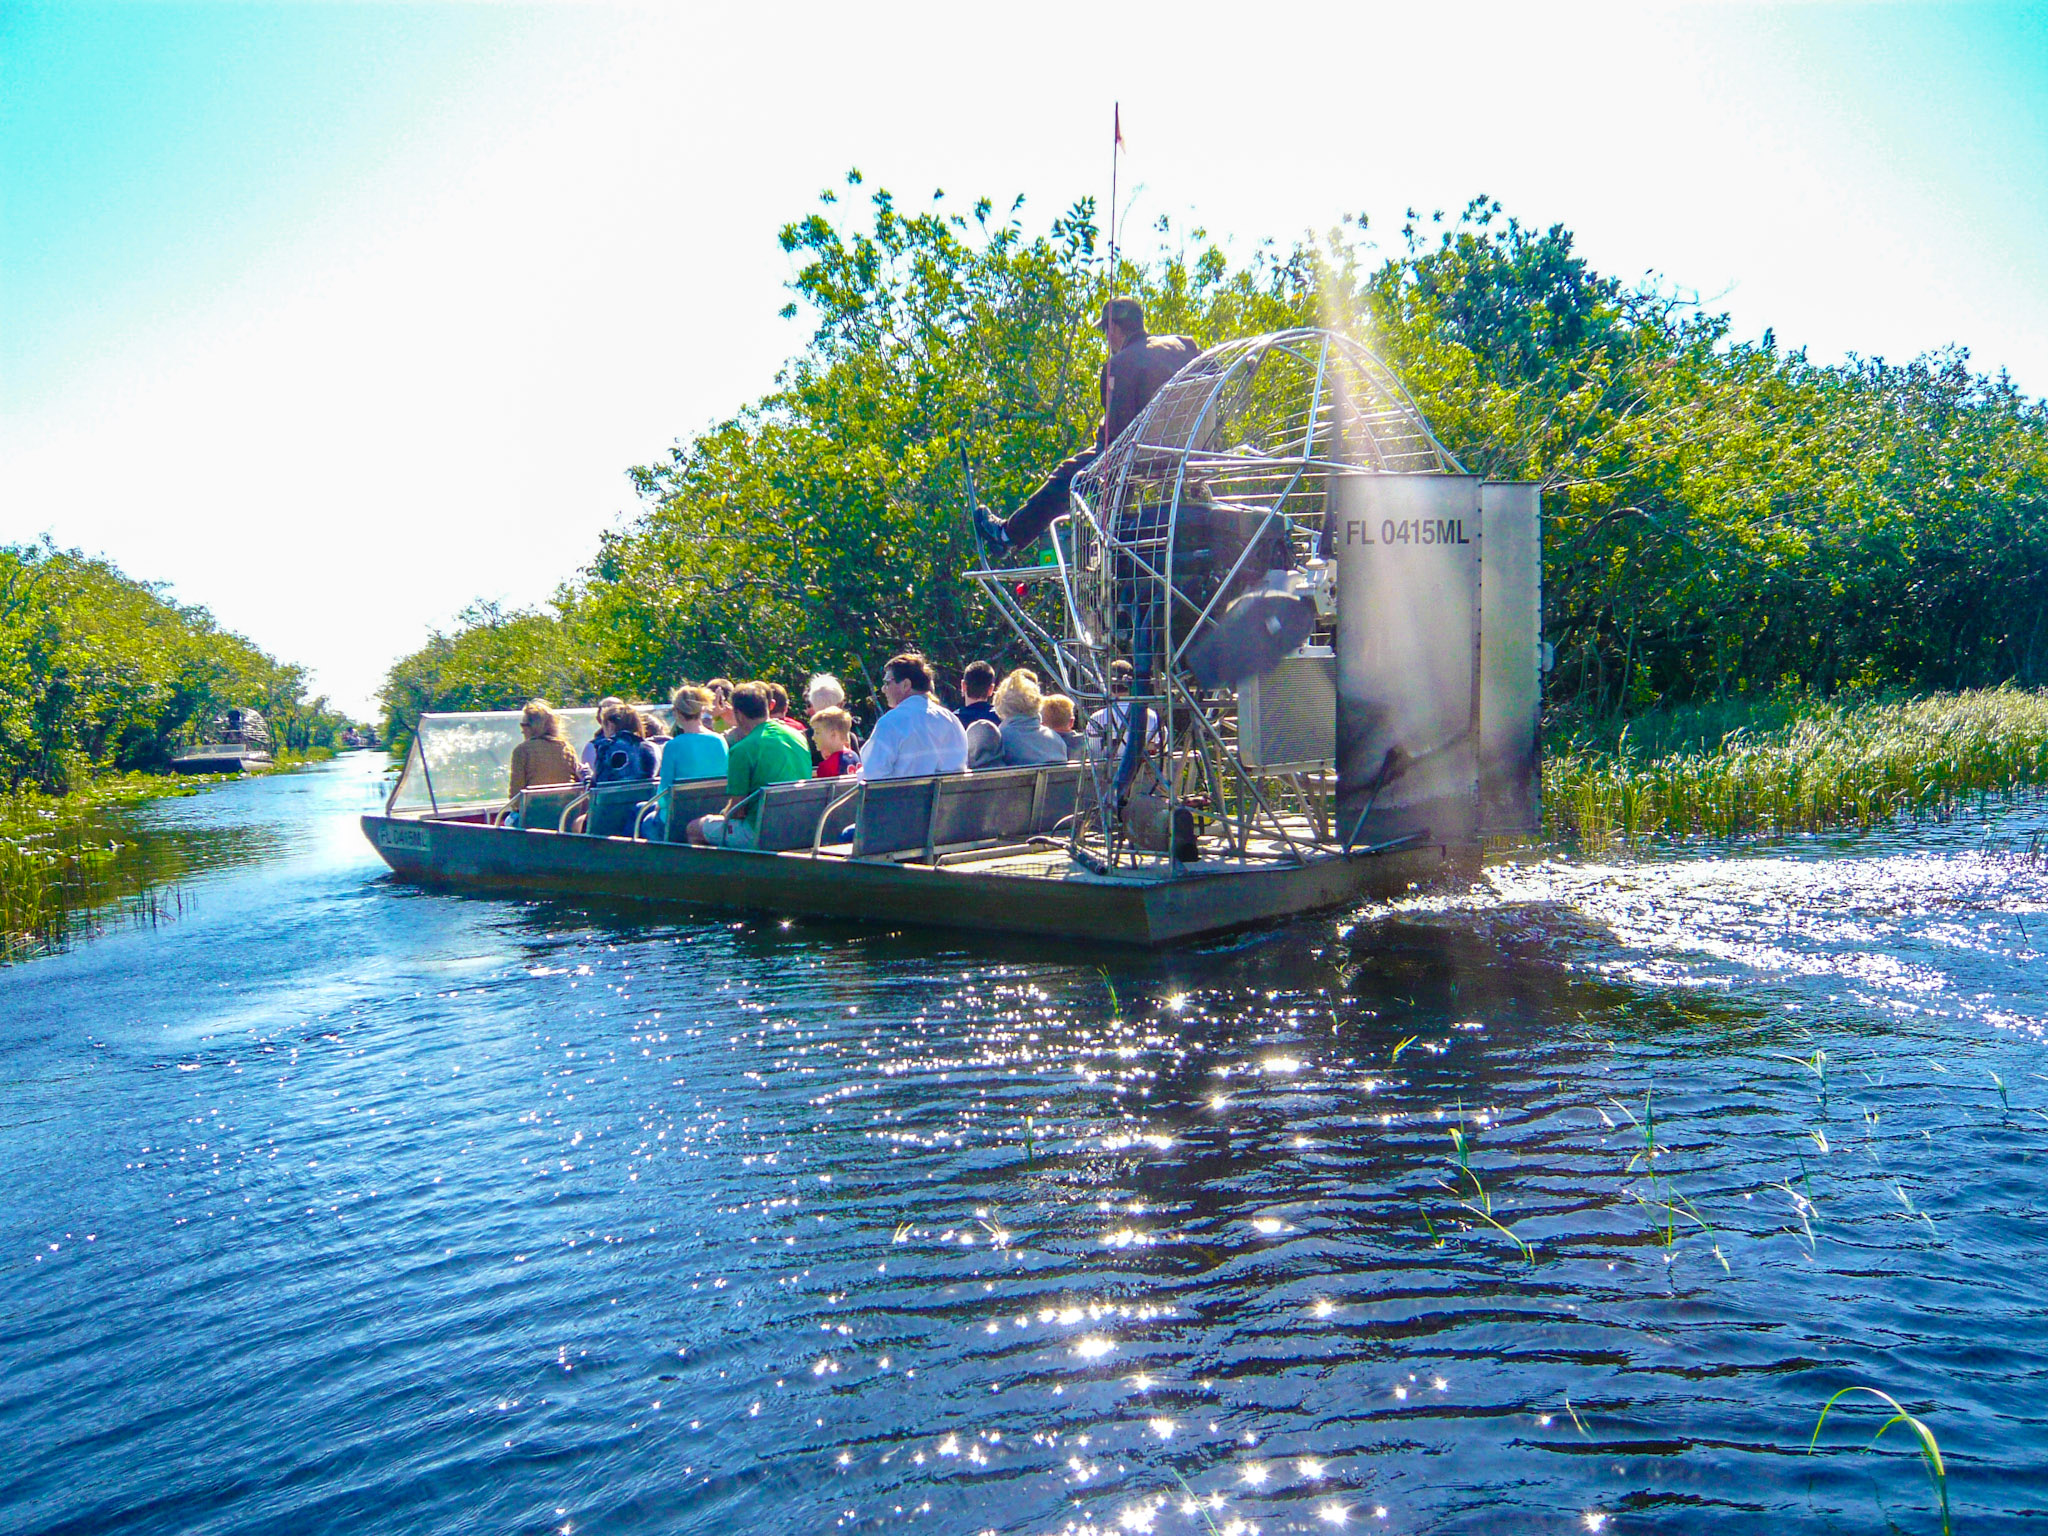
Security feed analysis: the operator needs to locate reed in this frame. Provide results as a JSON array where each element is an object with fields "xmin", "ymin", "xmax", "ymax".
[
  {"xmin": 1809, "ymin": 1386, "xmax": 1951, "ymax": 1536},
  {"xmin": 1097, "ymin": 967, "xmax": 1123, "ymax": 1023},
  {"xmin": 1546, "ymin": 686, "xmax": 2048, "ymax": 848},
  {"xmin": 1440, "ymin": 1108, "xmax": 1537, "ymax": 1264},
  {"xmin": 0, "ymin": 775, "xmax": 203, "ymax": 963}
]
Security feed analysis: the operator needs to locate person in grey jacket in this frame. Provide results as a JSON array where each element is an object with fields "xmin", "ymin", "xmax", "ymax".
[{"xmin": 966, "ymin": 669, "xmax": 1071, "ymax": 769}]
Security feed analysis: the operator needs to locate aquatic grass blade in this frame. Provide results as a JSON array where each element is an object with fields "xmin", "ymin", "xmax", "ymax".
[{"xmin": 1809, "ymin": 1386, "xmax": 1951, "ymax": 1536}]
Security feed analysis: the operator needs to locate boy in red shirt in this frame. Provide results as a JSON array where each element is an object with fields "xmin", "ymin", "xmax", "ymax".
[{"xmin": 811, "ymin": 707, "xmax": 861, "ymax": 778}]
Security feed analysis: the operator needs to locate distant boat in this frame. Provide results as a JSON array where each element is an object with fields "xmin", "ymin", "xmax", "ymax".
[{"xmin": 171, "ymin": 708, "xmax": 274, "ymax": 774}]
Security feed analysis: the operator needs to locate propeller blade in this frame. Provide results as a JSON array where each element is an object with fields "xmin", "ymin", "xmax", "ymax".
[{"xmin": 1184, "ymin": 592, "xmax": 1316, "ymax": 688}]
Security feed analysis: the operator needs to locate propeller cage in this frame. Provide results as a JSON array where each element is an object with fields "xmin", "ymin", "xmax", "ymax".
[{"xmin": 968, "ymin": 328, "xmax": 1539, "ymax": 870}]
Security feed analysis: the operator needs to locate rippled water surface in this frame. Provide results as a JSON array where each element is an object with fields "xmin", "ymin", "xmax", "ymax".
[{"xmin": 4, "ymin": 756, "xmax": 2044, "ymax": 1534}]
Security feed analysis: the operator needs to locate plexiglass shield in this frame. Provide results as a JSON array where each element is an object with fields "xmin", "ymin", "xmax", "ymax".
[{"xmin": 388, "ymin": 709, "xmax": 604, "ymax": 812}]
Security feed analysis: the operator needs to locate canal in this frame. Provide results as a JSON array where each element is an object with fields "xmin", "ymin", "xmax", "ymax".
[{"xmin": 3, "ymin": 753, "xmax": 2042, "ymax": 1533}]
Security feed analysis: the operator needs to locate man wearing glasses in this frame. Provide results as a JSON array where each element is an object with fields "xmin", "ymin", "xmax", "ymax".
[{"xmin": 862, "ymin": 652, "xmax": 969, "ymax": 780}]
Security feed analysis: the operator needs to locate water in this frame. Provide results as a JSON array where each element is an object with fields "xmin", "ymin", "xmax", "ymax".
[{"xmin": 3, "ymin": 754, "xmax": 2043, "ymax": 1535}]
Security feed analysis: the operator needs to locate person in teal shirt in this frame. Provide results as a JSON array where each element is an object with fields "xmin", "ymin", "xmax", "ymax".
[
  {"xmin": 686, "ymin": 683, "xmax": 812, "ymax": 848},
  {"xmin": 645, "ymin": 684, "xmax": 729, "ymax": 839}
]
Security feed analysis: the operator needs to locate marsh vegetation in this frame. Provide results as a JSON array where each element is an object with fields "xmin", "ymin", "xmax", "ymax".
[
  {"xmin": 0, "ymin": 777, "xmax": 209, "ymax": 961},
  {"xmin": 1544, "ymin": 686, "xmax": 2048, "ymax": 846}
]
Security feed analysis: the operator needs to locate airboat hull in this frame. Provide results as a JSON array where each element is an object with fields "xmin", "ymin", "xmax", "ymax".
[
  {"xmin": 361, "ymin": 813, "xmax": 1458, "ymax": 947},
  {"xmin": 171, "ymin": 748, "xmax": 272, "ymax": 774}
]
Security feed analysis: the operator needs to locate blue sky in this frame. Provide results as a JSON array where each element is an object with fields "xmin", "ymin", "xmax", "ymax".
[
  {"xmin": 3, "ymin": 6, "xmax": 530, "ymax": 397},
  {"xmin": 4, "ymin": 2, "xmax": 2046, "ymax": 713}
]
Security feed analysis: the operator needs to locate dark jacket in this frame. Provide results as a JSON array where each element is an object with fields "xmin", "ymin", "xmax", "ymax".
[
  {"xmin": 1099, "ymin": 331, "xmax": 1201, "ymax": 447},
  {"xmin": 590, "ymin": 731, "xmax": 657, "ymax": 785}
]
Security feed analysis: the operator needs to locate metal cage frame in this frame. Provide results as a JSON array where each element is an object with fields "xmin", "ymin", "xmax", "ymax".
[{"xmin": 968, "ymin": 328, "xmax": 1461, "ymax": 873}]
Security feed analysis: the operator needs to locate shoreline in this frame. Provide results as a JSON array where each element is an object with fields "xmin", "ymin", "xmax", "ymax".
[{"xmin": 0, "ymin": 751, "xmax": 338, "ymax": 962}]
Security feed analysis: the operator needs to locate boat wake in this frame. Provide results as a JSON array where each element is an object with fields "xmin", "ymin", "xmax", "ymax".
[{"xmin": 1377, "ymin": 814, "xmax": 2048, "ymax": 1043}]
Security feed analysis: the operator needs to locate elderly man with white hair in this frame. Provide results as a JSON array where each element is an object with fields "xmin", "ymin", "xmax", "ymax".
[{"xmin": 805, "ymin": 673, "xmax": 846, "ymax": 715}]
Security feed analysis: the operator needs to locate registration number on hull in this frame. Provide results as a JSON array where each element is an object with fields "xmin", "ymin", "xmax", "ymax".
[
  {"xmin": 378, "ymin": 822, "xmax": 431, "ymax": 852},
  {"xmin": 1339, "ymin": 517, "xmax": 1472, "ymax": 547}
]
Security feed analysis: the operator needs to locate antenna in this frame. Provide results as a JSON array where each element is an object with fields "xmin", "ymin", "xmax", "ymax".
[{"xmin": 1107, "ymin": 103, "xmax": 1122, "ymax": 300}]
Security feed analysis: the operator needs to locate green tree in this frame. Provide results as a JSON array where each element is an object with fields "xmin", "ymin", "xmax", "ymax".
[
  {"xmin": 0, "ymin": 541, "xmax": 350, "ymax": 792},
  {"xmin": 381, "ymin": 180, "xmax": 2048, "ymax": 733}
]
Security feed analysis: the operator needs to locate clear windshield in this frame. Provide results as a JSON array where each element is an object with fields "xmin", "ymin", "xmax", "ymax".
[{"xmin": 389, "ymin": 709, "xmax": 605, "ymax": 813}]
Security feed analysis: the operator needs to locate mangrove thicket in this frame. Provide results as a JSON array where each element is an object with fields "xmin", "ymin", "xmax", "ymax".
[
  {"xmin": 1, "ymin": 540, "xmax": 352, "ymax": 793},
  {"xmin": 381, "ymin": 179, "xmax": 2048, "ymax": 744}
]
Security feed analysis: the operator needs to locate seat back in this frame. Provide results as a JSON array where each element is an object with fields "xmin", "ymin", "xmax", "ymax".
[
  {"xmin": 517, "ymin": 783, "xmax": 584, "ymax": 833},
  {"xmin": 847, "ymin": 777, "xmax": 939, "ymax": 858},
  {"xmin": 660, "ymin": 778, "xmax": 732, "ymax": 841},
  {"xmin": 751, "ymin": 778, "xmax": 836, "ymax": 852},
  {"xmin": 929, "ymin": 768, "xmax": 1042, "ymax": 851},
  {"xmin": 1037, "ymin": 762, "xmax": 1082, "ymax": 833},
  {"xmin": 585, "ymin": 779, "xmax": 655, "ymax": 838}
]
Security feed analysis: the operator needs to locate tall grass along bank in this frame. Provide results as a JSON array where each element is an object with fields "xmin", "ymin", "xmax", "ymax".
[
  {"xmin": 1543, "ymin": 688, "xmax": 2048, "ymax": 846},
  {"xmin": 0, "ymin": 774, "xmax": 221, "ymax": 962}
]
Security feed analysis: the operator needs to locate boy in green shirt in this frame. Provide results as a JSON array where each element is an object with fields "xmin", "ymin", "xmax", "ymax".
[{"xmin": 687, "ymin": 682, "xmax": 813, "ymax": 848}]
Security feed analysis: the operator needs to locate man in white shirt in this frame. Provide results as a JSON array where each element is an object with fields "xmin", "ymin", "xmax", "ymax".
[
  {"xmin": 1086, "ymin": 660, "xmax": 1164, "ymax": 759},
  {"xmin": 862, "ymin": 651, "xmax": 969, "ymax": 779}
]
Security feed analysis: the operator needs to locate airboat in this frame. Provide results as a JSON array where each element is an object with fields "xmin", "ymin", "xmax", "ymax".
[
  {"xmin": 172, "ymin": 707, "xmax": 274, "ymax": 774},
  {"xmin": 362, "ymin": 328, "xmax": 1542, "ymax": 945}
]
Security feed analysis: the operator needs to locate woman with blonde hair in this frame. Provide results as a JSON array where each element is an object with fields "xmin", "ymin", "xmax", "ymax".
[
  {"xmin": 646, "ymin": 683, "xmax": 729, "ymax": 839},
  {"xmin": 966, "ymin": 667, "xmax": 1069, "ymax": 769},
  {"xmin": 506, "ymin": 699, "xmax": 584, "ymax": 815}
]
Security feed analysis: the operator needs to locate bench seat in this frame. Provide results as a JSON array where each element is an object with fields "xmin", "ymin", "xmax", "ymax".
[
  {"xmin": 825, "ymin": 763, "xmax": 1081, "ymax": 862},
  {"xmin": 583, "ymin": 778, "xmax": 657, "ymax": 838}
]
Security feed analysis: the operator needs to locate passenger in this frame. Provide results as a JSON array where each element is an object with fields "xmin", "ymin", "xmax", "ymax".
[
  {"xmin": 688, "ymin": 683, "xmax": 814, "ymax": 848},
  {"xmin": 506, "ymin": 700, "xmax": 583, "ymax": 821},
  {"xmin": 581, "ymin": 695, "xmax": 626, "ymax": 776},
  {"xmin": 811, "ymin": 707, "xmax": 861, "ymax": 778},
  {"xmin": 1087, "ymin": 660, "xmax": 1165, "ymax": 758},
  {"xmin": 972, "ymin": 298, "xmax": 1201, "ymax": 553},
  {"xmin": 955, "ymin": 660, "xmax": 999, "ymax": 731},
  {"xmin": 805, "ymin": 673, "xmax": 846, "ymax": 715},
  {"xmin": 589, "ymin": 701, "xmax": 657, "ymax": 785},
  {"xmin": 707, "ymin": 678, "xmax": 738, "ymax": 741},
  {"xmin": 764, "ymin": 681, "xmax": 805, "ymax": 737},
  {"xmin": 646, "ymin": 684, "xmax": 727, "ymax": 839},
  {"xmin": 1039, "ymin": 693, "xmax": 1088, "ymax": 761},
  {"xmin": 638, "ymin": 709, "xmax": 669, "ymax": 772},
  {"xmin": 967, "ymin": 668, "xmax": 1069, "ymax": 769},
  {"xmin": 862, "ymin": 651, "xmax": 969, "ymax": 780},
  {"xmin": 804, "ymin": 672, "xmax": 859, "ymax": 761}
]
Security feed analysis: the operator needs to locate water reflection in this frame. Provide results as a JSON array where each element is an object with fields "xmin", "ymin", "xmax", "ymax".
[
  {"xmin": 1, "ymin": 778, "xmax": 296, "ymax": 962},
  {"xmin": 0, "ymin": 758, "xmax": 2041, "ymax": 1534}
]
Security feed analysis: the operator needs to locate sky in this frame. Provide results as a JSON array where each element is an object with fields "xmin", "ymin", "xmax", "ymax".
[{"xmin": 4, "ymin": 2, "xmax": 2046, "ymax": 715}]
